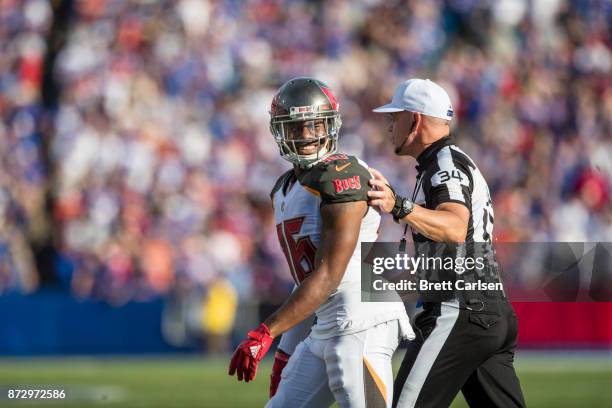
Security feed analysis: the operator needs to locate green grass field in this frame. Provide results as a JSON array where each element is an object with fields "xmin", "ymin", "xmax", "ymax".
[{"xmin": 0, "ymin": 353, "xmax": 610, "ymax": 407}]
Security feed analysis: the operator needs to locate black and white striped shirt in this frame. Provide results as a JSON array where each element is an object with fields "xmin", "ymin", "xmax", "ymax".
[{"xmin": 410, "ymin": 135, "xmax": 494, "ymax": 243}]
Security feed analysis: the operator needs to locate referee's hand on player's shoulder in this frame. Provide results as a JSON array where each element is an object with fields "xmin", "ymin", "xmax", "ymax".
[{"xmin": 367, "ymin": 168, "xmax": 395, "ymax": 214}]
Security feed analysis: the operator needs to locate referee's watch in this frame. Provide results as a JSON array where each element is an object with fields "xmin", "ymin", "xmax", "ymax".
[{"xmin": 391, "ymin": 195, "xmax": 414, "ymax": 223}]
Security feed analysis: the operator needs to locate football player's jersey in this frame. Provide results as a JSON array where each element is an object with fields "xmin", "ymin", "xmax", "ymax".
[{"xmin": 271, "ymin": 154, "xmax": 411, "ymax": 339}]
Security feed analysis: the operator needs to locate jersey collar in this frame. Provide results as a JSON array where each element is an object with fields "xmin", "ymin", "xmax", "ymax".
[{"xmin": 415, "ymin": 135, "xmax": 454, "ymax": 173}]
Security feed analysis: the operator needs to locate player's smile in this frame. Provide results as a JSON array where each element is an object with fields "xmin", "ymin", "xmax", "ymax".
[
  {"xmin": 294, "ymin": 139, "xmax": 319, "ymax": 155},
  {"xmin": 286, "ymin": 119, "xmax": 327, "ymax": 156}
]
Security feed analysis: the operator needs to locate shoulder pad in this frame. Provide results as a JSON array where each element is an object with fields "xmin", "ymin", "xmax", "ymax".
[{"xmin": 298, "ymin": 154, "xmax": 372, "ymax": 204}]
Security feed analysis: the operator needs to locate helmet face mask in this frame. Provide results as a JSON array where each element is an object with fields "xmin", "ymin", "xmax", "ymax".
[{"xmin": 270, "ymin": 78, "xmax": 342, "ymax": 168}]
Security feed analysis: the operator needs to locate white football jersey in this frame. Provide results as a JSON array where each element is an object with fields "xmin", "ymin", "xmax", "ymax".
[{"xmin": 271, "ymin": 154, "xmax": 412, "ymax": 339}]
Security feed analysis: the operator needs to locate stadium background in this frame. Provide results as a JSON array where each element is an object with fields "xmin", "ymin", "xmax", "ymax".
[{"xmin": 0, "ymin": 0, "xmax": 610, "ymax": 406}]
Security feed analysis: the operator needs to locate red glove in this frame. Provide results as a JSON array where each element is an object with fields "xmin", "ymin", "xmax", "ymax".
[
  {"xmin": 269, "ymin": 349, "xmax": 290, "ymax": 398},
  {"xmin": 228, "ymin": 323, "xmax": 273, "ymax": 382}
]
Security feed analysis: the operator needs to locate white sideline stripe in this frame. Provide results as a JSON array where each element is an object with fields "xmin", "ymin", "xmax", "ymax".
[{"xmin": 396, "ymin": 304, "xmax": 460, "ymax": 408}]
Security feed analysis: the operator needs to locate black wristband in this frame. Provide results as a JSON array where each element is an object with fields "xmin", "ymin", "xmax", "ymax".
[
  {"xmin": 392, "ymin": 196, "xmax": 414, "ymax": 222},
  {"xmin": 391, "ymin": 194, "xmax": 406, "ymax": 219}
]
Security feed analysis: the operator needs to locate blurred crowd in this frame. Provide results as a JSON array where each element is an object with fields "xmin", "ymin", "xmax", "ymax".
[
  {"xmin": 0, "ymin": 0, "xmax": 610, "ymax": 320},
  {"xmin": 0, "ymin": 0, "xmax": 51, "ymax": 295}
]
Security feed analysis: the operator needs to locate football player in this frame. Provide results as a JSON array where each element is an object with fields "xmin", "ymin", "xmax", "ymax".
[{"xmin": 228, "ymin": 77, "xmax": 414, "ymax": 407}]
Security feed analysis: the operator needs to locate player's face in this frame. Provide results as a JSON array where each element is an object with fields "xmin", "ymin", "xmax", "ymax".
[{"xmin": 285, "ymin": 119, "xmax": 327, "ymax": 156}]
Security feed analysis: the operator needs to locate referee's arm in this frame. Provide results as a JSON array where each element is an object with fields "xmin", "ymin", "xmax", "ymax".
[{"xmin": 367, "ymin": 168, "xmax": 469, "ymax": 243}]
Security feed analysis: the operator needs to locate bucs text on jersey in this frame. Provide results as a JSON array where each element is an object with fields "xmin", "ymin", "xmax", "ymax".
[{"xmin": 271, "ymin": 153, "xmax": 412, "ymax": 340}]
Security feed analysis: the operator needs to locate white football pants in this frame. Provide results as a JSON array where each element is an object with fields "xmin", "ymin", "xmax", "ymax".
[{"xmin": 266, "ymin": 319, "xmax": 401, "ymax": 408}]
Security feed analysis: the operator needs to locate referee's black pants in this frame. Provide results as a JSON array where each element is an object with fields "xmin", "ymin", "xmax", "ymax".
[{"xmin": 393, "ymin": 298, "xmax": 526, "ymax": 408}]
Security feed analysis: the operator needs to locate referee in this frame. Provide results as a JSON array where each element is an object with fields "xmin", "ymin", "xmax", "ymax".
[{"xmin": 367, "ymin": 79, "xmax": 526, "ymax": 408}]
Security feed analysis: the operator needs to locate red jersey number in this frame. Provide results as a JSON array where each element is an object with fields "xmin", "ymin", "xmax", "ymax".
[{"xmin": 276, "ymin": 217, "xmax": 317, "ymax": 284}]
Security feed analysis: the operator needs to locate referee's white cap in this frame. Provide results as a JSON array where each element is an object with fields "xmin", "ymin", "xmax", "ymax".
[{"xmin": 373, "ymin": 78, "xmax": 454, "ymax": 121}]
